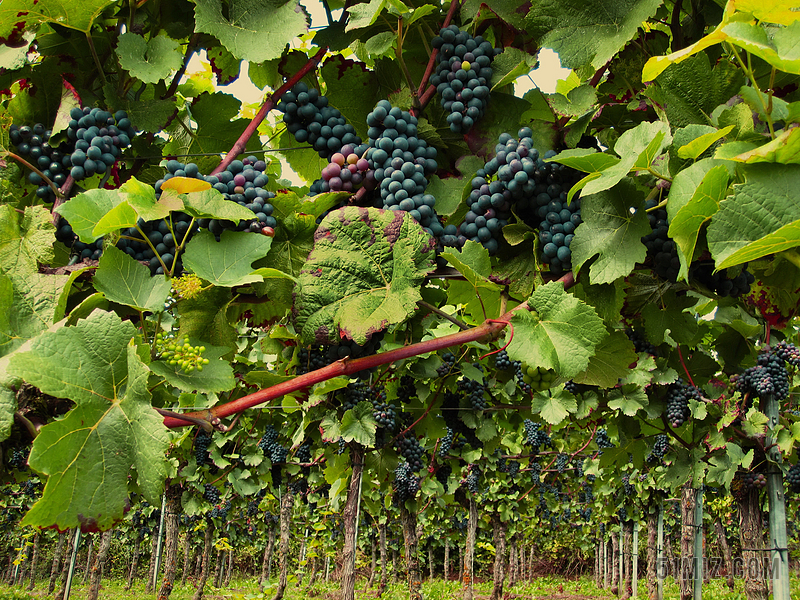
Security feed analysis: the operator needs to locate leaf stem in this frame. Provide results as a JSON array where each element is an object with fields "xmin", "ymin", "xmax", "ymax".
[
  {"xmin": 728, "ymin": 45, "xmax": 775, "ymax": 139},
  {"xmin": 154, "ymin": 408, "xmax": 213, "ymax": 432},
  {"xmin": 85, "ymin": 33, "xmax": 107, "ymax": 85},
  {"xmin": 14, "ymin": 412, "xmax": 38, "ymax": 440},
  {"xmin": 417, "ymin": 300, "xmax": 469, "ymax": 330},
  {"xmin": 646, "ymin": 166, "xmax": 672, "ymax": 183}
]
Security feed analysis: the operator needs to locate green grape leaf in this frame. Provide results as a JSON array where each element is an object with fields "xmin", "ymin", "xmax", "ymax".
[
  {"xmin": 666, "ymin": 158, "xmax": 731, "ymax": 278},
  {"xmin": 532, "ymin": 389, "xmax": 577, "ymax": 425},
  {"xmin": 116, "ymin": 33, "xmax": 184, "ymax": 84},
  {"xmin": 677, "ymin": 125, "xmax": 735, "ymax": 159},
  {"xmin": 193, "ymin": 0, "xmax": 308, "ymax": 63},
  {"xmin": 507, "ymin": 282, "xmax": 607, "ymax": 379},
  {"xmin": 641, "ymin": 290, "xmax": 699, "ymax": 345},
  {"xmin": 346, "ymin": 0, "xmax": 387, "ymax": 31},
  {"xmin": 524, "ymin": 0, "xmax": 662, "ymax": 71},
  {"xmin": 183, "ymin": 229, "xmax": 274, "ymax": 287},
  {"xmin": 176, "ymin": 286, "xmax": 237, "ymax": 353},
  {"xmin": 570, "ymin": 180, "xmax": 650, "ymax": 285},
  {"xmin": 176, "ymin": 188, "xmax": 256, "ymax": 221},
  {"xmin": 93, "ymin": 246, "xmax": 171, "ymax": 312},
  {"xmin": 55, "ymin": 189, "xmax": 119, "ymax": 243},
  {"xmin": 0, "ymin": 205, "xmax": 55, "ymax": 275},
  {"xmin": 149, "ymin": 343, "xmax": 235, "ymax": 394},
  {"xmin": 644, "ymin": 54, "xmax": 745, "ymax": 128},
  {"xmin": 607, "ymin": 384, "xmax": 648, "ymax": 417},
  {"xmin": 707, "ymin": 164, "xmax": 800, "ymax": 269},
  {"xmin": 440, "ymin": 241, "xmax": 501, "ymax": 291},
  {"xmin": 742, "ymin": 407, "xmax": 769, "ymax": 437},
  {"xmin": 0, "ymin": 0, "xmax": 116, "ymax": 36},
  {"xmin": 491, "ymin": 47, "xmax": 538, "ymax": 91},
  {"xmin": 294, "ymin": 207, "xmax": 436, "ymax": 346},
  {"xmin": 0, "ymin": 271, "xmax": 69, "ymax": 359},
  {"xmin": 573, "ymin": 330, "xmax": 638, "ymax": 388},
  {"xmin": 0, "ymin": 386, "xmax": 14, "ymax": 442},
  {"xmin": 546, "ymin": 85, "xmax": 598, "ymax": 118},
  {"xmin": 8, "ymin": 311, "xmax": 168, "ymax": 531},
  {"xmin": 581, "ymin": 121, "xmax": 671, "ymax": 198},
  {"xmin": 276, "ymin": 128, "xmax": 329, "ymax": 184},
  {"xmin": 426, "ymin": 175, "xmax": 468, "ymax": 218},
  {"xmin": 732, "ymin": 126, "xmax": 800, "ymax": 165},
  {"xmin": 340, "ymin": 402, "xmax": 377, "ymax": 447}
]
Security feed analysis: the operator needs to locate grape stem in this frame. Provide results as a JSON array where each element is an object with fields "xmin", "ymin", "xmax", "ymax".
[
  {"xmin": 414, "ymin": 0, "xmax": 461, "ymax": 100},
  {"xmin": 570, "ymin": 422, "xmax": 598, "ymax": 459},
  {"xmin": 479, "ymin": 320, "xmax": 513, "ymax": 360},
  {"xmin": 160, "ymin": 270, "xmax": 577, "ymax": 428},
  {"xmin": 676, "ymin": 346, "xmax": 696, "ymax": 388},
  {"xmin": 2, "ymin": 151, "xmax": 64, "ymax": 202},
  {"xmin": 417, "ymin": 300, "xmax": 469, "ymax": 330},
  {"xmin": 211, "ymin": 46, "xmax": 329, "ymax": 176}
]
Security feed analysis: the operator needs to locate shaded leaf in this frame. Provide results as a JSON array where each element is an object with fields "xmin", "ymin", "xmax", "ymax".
[
  {"xmin": 183, "ymin": 229, "xmax": 274, "ymax": 287},
  {"xmin": 93, "ymin": 246, "xmax": 171, "ymax": 312}
]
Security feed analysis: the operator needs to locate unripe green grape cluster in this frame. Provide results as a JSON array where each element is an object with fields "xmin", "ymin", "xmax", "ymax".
[
  {"xmin": 155, "ymin": 333, "xmax": 210, "ymax": 373},
  {"xmin": 519, "ymin": 362, "xmax": 555, "ymax": 391}
]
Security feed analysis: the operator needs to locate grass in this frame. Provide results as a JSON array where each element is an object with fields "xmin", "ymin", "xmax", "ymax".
[{"xmin": 0, "ymin": 572, "xmax": 798, "ymax": 599}]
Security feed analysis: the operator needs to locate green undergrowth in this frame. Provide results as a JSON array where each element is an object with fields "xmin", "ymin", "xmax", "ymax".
[{"xmin": 1, "ymin": 573, "xmax": 799, "ymax": 599}]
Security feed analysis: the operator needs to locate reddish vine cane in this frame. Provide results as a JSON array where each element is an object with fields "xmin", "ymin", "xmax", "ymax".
[{"xmin": 161, "ymin": 272, "xmax": 576, "ymax": 429}]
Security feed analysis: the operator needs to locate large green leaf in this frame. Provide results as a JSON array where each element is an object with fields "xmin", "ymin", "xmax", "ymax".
[
  {"xmin": 573, "ymin": 330, "xmax": 638, "ymax": 388},
  {"xmin": 731, "ymin": 126, "xmax": 800, "ymax": 165},
  {"xmin": 507, "ymin": 282, "xmax": 607, "ymax": 379},
  {"xmin": 93, "ymin": 246, "xmax": 171, "ymax": 312},
  {"xmin": 9, "ymin": 311, "xmax": 169, "ymax": 531},
  {"xmin": 340, "ymin": 402, "xmax": 377, "ymax": 447},
  {"xmin": 0, "ymin": 271, "xmax": 69, "ymax": 359},
  {"xmin": 0, "ymin": 0, "xmax": 116, "ymax": 37},
  {"xmin": 645, "ymin": 54, "xmax": 745, "ymax": 128},
  {"xmin": 570, "ymin": 180, "xmax": 650, "ymax": 285},
  {"xmin": 0, "ymin": 205, "xmax": 55, "ymax": 275},
  {"xmin": 532, "ymin": 389, "xmax": 577, "ymax": 425},
  {"xmin": 183, "ymin": 229, "xmax": 274, "ymax": 287},
  {"xmin": 707, "ymin": 164, "xmax": 800, "ymax": 269},
  {"xmin": 294, "ymin": 207, "xmax": 436, "ymax": 346},
  {"xmin": 524, "ymin": 0, "xmax": 662, "ymax": 71},
  {"xmin": 116, "ymin": 33, "xmax": 184, "ymax": 84},
  {"xmin": 192, "ymin": 0, "xmax": 308, "ymax": 63},
  {"xmin": 668, "ymin": 162, "xmax": 730, "ymax": 279}
]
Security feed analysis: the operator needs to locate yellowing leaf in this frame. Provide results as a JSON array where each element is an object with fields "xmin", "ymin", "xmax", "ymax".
[{"xmin": 160, "ymin": 176, "xmax": 212, "ymax": 193}]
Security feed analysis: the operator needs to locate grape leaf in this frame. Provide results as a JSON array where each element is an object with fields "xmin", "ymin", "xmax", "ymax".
[
  {"xmin": 524, "ymin": 0, "xmax": 662, "ymax": 71},
  {"xmin": 0, "ymin": 270, "xmax": 69, "ymax": 361},
  {"xmin": 0, "ymin": 386, "xmax": 14, "ymax": 442},
  {"xmin": 116, "ymin": 33, "xmax": 184, "ymax": 84},
  {"xmin": 641, "ymin": 291, "xmax": 699, "ymax": 345},
  {"xmin": 573, "ymin": 330, "xmax": 637, "ymax": 388},
  {"xmin": 340, "ymin": 402, "xmax": 377, "ymax": 447},
  {"xmin": 0, "ymin": 205, "xmax": 55, "ymax": 275},
  {"xmin": 732, "ymin": 126, "xmax": 800, "ymax": 165},
  {"xmin": 294, "ymin": 207, "xmax": 436, "ymax": 346},
  {"xmin": 507, "ymin": 282, "xmax": 607, "ymax": 379},
  {"xmin": 570, "ymin": 179, "xmax": 650, "ymax": 285},
  {"xmin": 93, "ymin": 246, "xmax": 171, "ymax": 312},
  {"xmin": 677, "ymin": 125, "xmax": 735, "ymax": 159},
  {"xmin": 532, "ymin": 389, "xmax": 577, "ymax": 425},
  {"xmin": 707, "ymin": 164, "xmax": 800, "ymax": 269},
  {"xmin": 667, "ymin": 159, "xmax": 731, "ymax": 279},
  {"xmin": 192, "ymin": 0, "xmax": 308, "ymax": 63},
  {"xmin": 176, "ymin": 286, "xmax": 237, "ymax": 353},
  {"xmin": 183, "ymin": 229, "xmax": 274, "ymax": 287},
  {"xmin": 149, "ymin": 342, "xmax": 235, "ymax": 394},
  {"xmin": 607, "ymin": 384, "xmax": 648, "ymax": 416},
  {"xmin": 0, "ymin": 0, "xmax": 116, "ymax": 37},
  {"xmin": 8, "ymin": 311, "xmax": 169, "ymax": 531}
]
